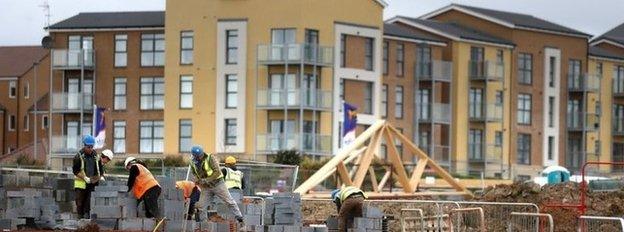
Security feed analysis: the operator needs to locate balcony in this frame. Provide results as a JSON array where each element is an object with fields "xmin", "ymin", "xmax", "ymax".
[
  {"xmin": 567, "ymin": 113, "xmax": 600, "ymax": 131},
  {"xmin": 256, "ymin": 133, "xmax": 331, "ymax": 154},
  {"xmin": 415, "ymin": 60, "xmax": 453, "ymax": 82},
  {"xmin": 257, "ymin": 88, "xmax": 332, "ymax": 110},
  {"xmin": 568, "ymin": 74, "xmax": 600, "ymax": 92},
  {"xmin": 614, "ymin": 117, "xmax": 624, "ymax": 136},
  {"xmin": 51, "ymin": 135, "xmax": 82, "ymax": 154},
  {"xmin": 420, "ymin": 145, "xmax": 451, "ymax": 166},
  {"xmin": 257, "ymin": 44, "xmax": 333, "ymax": 66},
  {"xmin": 416, "ymin": 103, "xmax": 451, "ymax": 124},
  {"xmin": 469, "ymin": 103, "xmax": 503, "ymax": 122},
  {"xmin": 469, "ymin": 60, "xmax": 504, "ymax": 81},
  {"xmin": 614, "ymin": 84, "xmax": 624, "ymax": 97},
  {"xmin": 52, "ymin": 49, "xmax": 95, "ymax": 70},
  {"xmin": 51, "ymin": 92, "xmax": 94, "ymax": 112},
  {"xmin": 468, "ymin": 144, "xmax": 503, "ymax": 163}
]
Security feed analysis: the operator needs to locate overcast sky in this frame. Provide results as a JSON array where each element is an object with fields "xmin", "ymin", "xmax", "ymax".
[{"xmin": 1, "ymin": 0, "xmax": 624, "ymax": 46}]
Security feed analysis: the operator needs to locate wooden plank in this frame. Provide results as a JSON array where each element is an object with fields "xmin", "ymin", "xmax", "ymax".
[
  {"xmin": 303, "ymin": 191, "xmax": 472, "ymax": 199},
  {"xmin": 353, "ymin": 130, "xmax": 383, "ymax": 186},
  {"xmin": 310, "ymin": 147, "xmax": 367, "ymax": 188},
  {"xmin": 368, "ymin": 167, "xmax": 379, "ymax": 192},
  {"xmin": 409, "ymin": 159, "xmax": 428, "ymax": 191},
  {"xmin": 382, "ymin": 128, "xmax": 413, "ymax": 193},
  {"xmin": 336, "ymin": 162, "xmax": 353, "ymax": 186},
  {"xmin": 377, "ymin": 170, "xmax": 391, "ymax": 191}
]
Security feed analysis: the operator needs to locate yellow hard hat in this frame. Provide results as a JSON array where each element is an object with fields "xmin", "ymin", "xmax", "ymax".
[{"xmin": 225, "ymin": 156, "xmax": 236, "ymax": 164}]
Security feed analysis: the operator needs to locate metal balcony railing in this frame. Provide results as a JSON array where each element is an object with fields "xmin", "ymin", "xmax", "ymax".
[
  {"xmin": 469, "ymin": 103, "xmax": 503, "ymax": 122},
  {"xmin": 256, "ymin": 133, "xmax": 331, "ymax": 154},
  {"xmin": 416, "ymin": 103, "xmax": 451, "ymax": 124},
  {"xmin": 567, "ymin": 112, "xmax": 600, "ymax": 131},
  {"xmin": 469, "ymin": 60, "xmax": 504, "ymax": 81},
  {"xmin": 256, "ymin": 88, "xmax": 332, "ymax": 110},
  {"xmin": 51, "ymin": 135, "xmax": 82, "ymax": 154},
  {"xmin": 568, "ymin": 74, "xmax": 600, "ymax": 92},
  {"xmin": 614, "ymin": 117, "xmax": 624, "ymax": 136},
  {"xmin": 468, "ymin": 144, "xmax": 503, "ymax": 163},
  {"xmin": 613, "ymin": 80, "xmax": 624, "ymax": 97},
  {"xmin": 415, "ymin": 60, "xmax": 453, "ymax": 81},
  {"xmin": 51, "ymin": 49, "xmax": 95, "ymax": 69},
  {"xmin": 257, "ymin": 43, "xmax": 333, "ymax": 66},
  {"xmin": 51, "ymin": 92, "xmax": 94, "ymax": 112}
]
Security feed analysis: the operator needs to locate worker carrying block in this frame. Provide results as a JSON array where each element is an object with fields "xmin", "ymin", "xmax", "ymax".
[
  {"xmin": 125, "ymin": 157, "xmax": 162, "ymax": 219},
  {"xmin": 331, "ymin": 186, "xmax": 367, "ymax": 232},
  {"xmin": 175, "ymin": 180, "xmax": 201, "ymax": 220}
]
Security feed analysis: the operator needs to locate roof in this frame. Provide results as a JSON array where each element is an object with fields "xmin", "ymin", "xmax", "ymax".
[
  {"xmin": 383, "ymin": 23, "xmax": 446, "ymax": 44},
  {"xmin": 589, "ymin": 46, "xmax": 624, "ymax": 61},
  {"xmin": 0, "ymin": 46, "xmax": 48, "ymax": 78},
  {"xmin": 591, "ymin": 22, "xmax": 624, "ymax": 46},
  {"xmin": 393, "ymin": 17, "xmax": 514, "ymax": 46},
  {"xmin": 421, "ymin": 4, "xmax": 591, "ymax": 38},
  {"xmin": 47, "ymin": 11, "xmax": 165, "ymax": 30}
]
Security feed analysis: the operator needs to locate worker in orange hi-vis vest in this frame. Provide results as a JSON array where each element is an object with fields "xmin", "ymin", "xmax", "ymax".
[
  {"xmin": 175, "ymin": 180, "xmax": 201, "ymax": 220},
  {"xmin": 124, "ymin": 157, "xmax": 161, "ymax": 218}
]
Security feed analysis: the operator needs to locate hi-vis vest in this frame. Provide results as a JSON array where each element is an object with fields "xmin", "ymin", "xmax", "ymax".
[
  {"xmin": 191, "ymin": 154, "xmax": 223, "ymax": 180},
  {"xmin": 224, "ymin": 167, "xmax": 243, "ymax": 189},
  {"xmin": 339, "ymin": 186, "xmax": 366, "ymax": 203},
  {"xmin": 131, "ymin": 164, "xmax": 160, "ymax": 199},
  {"xmin": 175, "ymin": 180, "xmax": 199, "ymax": 198},
  {"xmin": 74, "ymin": 152, "xmax": 101, "ymax": 189}
]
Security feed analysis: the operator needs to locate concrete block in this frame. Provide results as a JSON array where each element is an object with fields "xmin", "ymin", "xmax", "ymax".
[
  {"xmin": 313, "ymin": 227, "xmax": 329, "ymax": 232},
  {"xmin": 362, "ymin": 206, "xmax": 383, "ymax": 219},
  {"xmin": 245, "ymin": 214, "xmax": 262, "ymax": 225},
  {"xmin": 93, "ymin": 218, "xmax": 117, "ymax": 230},
  {"xmin": 282, "ymin": 225, "xmax": 302, "ymax": 232},
  {"xmin": 91, "ymin": 206, "xmax": 122, "ymax": 218},
  {"xmin": 118, "ymin": 218, "xmax": 143, "ymax": 230},
  {"xmin": 164, "ymin": 219, "xmax": 185, "ymax": 232},
  {"xmin": 325, "ymin": 216, "xmax": 339, "ymax": 230},
  {"xmin": 92, "ymin": 191, "xmax": 119, "ymax": 198},
  {"xmin": 142, "ymin": 218, "xmax": 156, "ymax": 230},
  {"xmin": 267, "ymin": 225, "xmax": 284, "ymax": 232},
  {"xmin": 29, "ymin": 176, "xmax": 44, "ymax": 187},
  {"xmin": 2, "ymin": 175, "xmax": 16, "ymax": 187}
]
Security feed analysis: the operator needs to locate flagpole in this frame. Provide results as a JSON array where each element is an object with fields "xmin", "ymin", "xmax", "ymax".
[{"xmin": 92, "ymin": 104, "xmax": 96, "ymax": 137}]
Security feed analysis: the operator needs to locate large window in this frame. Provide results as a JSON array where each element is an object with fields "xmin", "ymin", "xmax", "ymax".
[
  {"xmin": 179, "ymin": 119, "xmax": 192, "ymax": 152},
  {"xmin": 9, "ymin": 81, "xmax": 16, "ymax": 98},
  {"xmin": 226, "ymin": 30, "xmax": 238, "ymax": 64},
  {"xmin": 517, "ymin": 94, "xmax": 532, "ymax": 124},
  {"xmin": 114, "ymin": 34, "xmax": 127, "ymax": 67},
  {"xmin": 180, "ymin": 75, "xmax": 193, "ymax": 109},
  {"xmin": 140, "ymin": 77, "xmax": 164, "ymax": 110},
  {"xmin": 396, "ymin": 44, "xmax": 404, "ymax": 76},
  {"xmin": 180, "ymin": 31, "xmax": 194, "ymax": 64},
  {"xmin": 141, "ymin": 33, "xmax": 165, "ymax": 66},
  {"xmin": 114, "ymin": 78, "xmax": 126, "ymax": 110},
  {"xmin": 469, "ymin": 129, "xmax": 483, "ymax": 160},
  {"xmin": 517, "ymin": 134, "xmax": 531, "ymax": 164},
  {"xmin": 225, "ymin": 119, "xmax": 237, "ymax": 145},
  {"xmin": 365, "ymin": 38, "xmax": 374, "ymax": 71},
  {"xmin": 395, "ymin": 85, "xmax": 404, "ymax": 118},
  {"xmin": 139, "ymin": 121, "xmax": 163, "ymax": 153},
  {"xmin": 518, "ymin": 53, "xmax": 533, "ymax": 84},
  {"xmin": 364, "ymin": 82, "xmax": 373, "ymax": 114},
  {"xmin": 113, "ymin": 121, "xmax": 126, "ymax": 153},
  {"xmin": 469, "ymin": 88, "xmax": 483, "ymax": 118},
  {"xmin": 382, "ymin": 42, "xmax": 389, "ymax": 75},
  {"xmin": 226, "ymin": 75, "xmax": 238, "ymax": 108},
  {"xmin": 381, "ymin": 84, "xmax": 388, "ymax": 118}
]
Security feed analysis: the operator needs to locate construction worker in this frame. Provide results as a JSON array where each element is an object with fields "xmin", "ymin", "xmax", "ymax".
[
  {"xmin": 175, "ymin": 180, "xmax": 201, "ymax": 220},
  {"xmin": 190, "ymin": 145, "xmax": 244, "ymax": 223},
  {"xmin": 331, "ymin": 186, "xmax": 367, "ymax": 232},
  {"xmin": 221, "ymin": 156, "xmax": 245, "ymax": 190},
  {"xmin": 72, "ymin": 135, "xmax": 104, "ymax": 219},
  {"xmin": 125, "ymin": 157, "xmax": 161, "ymax": 218},
  {"xmin": 98, "ymin": 149, "xmax": 113, "ymax": 182}
]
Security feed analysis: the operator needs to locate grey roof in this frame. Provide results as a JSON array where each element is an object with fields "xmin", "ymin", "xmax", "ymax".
[
  {"xmin": 448, "ymin": 4, "xmax": 591, "ymax": 37},
  {"xmin": 399, "ymin": 17, "xmax": 514, "ymax": 46},
  {"xmin": 383, "ymin": 23, "xmax": 446, "ymax": 44},
  {"xmin": 589, "ymin": 46, "xmax": 624, "ymax": 61},
  {"xmin": 592, "ymin": 22, "xmax": 624, "ymax": 45},
  {"xmin": 47, "ymin": 11, "xmax": 165, "ymax": 30}
]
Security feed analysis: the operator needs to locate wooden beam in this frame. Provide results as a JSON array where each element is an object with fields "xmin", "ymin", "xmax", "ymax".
[
  {"xmin": 409, "ymin": 159, "xmax": 428, "ymax": 191},
  {"xmin": 382, "ymin": 128, "xmax": 413, "ymax": 193},
  {"xmin": 368, "ymin": 167, "xmax": 379, "ymax": 192},
  {"xmin": 353, "ymin": 130, "xmax": 383, "ymax": 186},
  {"xmin": 377, "ymin": 170, "xmax": 391, "ymax": 191},
  {"xmin": 310, "ymin": 146, "xmax": 366, "ymax": 188},
  {"xmin": 303, "ymin": 191, "xmax": 473, "ymax": 199},
  {"xmin": 336, "ymin": 162, "xmax": 353, "ymax": 186}
]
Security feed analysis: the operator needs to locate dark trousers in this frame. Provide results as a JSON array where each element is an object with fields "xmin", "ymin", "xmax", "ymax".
[
  {"xmin": 187, "ymin": 187, "xmax": 201, "ymax": 220},
  {"xmin": 75, "ymin": 184, "xmax": 96, "ymax": 219},
  {"xmin": 338, "ymin": 195, "xmax": 364, "ymax": 232},
  {"xmin": 138, "ymin": 186, "xmax": 161, "ymax": 218}
]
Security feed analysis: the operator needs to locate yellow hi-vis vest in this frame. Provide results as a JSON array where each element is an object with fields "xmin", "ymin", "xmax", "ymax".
[
  {"xmin": 191, "ymin": 153, "xmax": 223, "ymax": 180},
  {"xmin": 224, "ymin": 167, "xmax": 243, "ymax": 189},
  {"xmin": 74, "ymin": 152, "xmax": 101, "ymax": 189},
  {"xmin": 339, "ymin": 186, "xmax": 366, "ymax": 203}
]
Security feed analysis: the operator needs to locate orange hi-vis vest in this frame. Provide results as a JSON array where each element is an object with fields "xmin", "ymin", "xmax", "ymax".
[
  {"xmin": 131, "ymin": 164, "xmax": 160, "ymax": 199},
  {"xmin": 175, "ymin": 180, "xmax": 199, "ymax": 199}
]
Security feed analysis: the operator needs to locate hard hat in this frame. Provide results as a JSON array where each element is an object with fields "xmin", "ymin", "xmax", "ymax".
[
  {"xmin": 101, "ymin": 149, "xmax": 114, "ymax": 160},
  {"xmin": 124, "ymin": 157, "xmax": 136, "ymax": 167},
  {"xmin": 330, "ymin": 189, "xmax": 341, "ymax": 202},
  {"xmin": 191, "ymin": 145, "xmax": 203, "ymax": 157},
  {"xmin": 83, "ymin": 135, "xmax": 96, "ymax": 146},
  {"xmin": 225, "ymin": 156, "xmax": 237, "ymax": 164}
]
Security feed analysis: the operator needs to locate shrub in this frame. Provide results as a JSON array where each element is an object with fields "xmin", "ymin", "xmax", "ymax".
[
  {"xmin": 273, "ymin": 150, "xmax": 301, "ymax": 165},
  {"xmin": 15, "ymin": 155, "xmax": 44, "ymax": 166},
  {"xmin": 163, "ymin": 155, "xmax": 188, "ymax": 167}
]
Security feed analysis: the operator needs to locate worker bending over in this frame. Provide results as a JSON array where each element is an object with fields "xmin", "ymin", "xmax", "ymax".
[
  {"xmin": 331, "ymin": 186, "xmax": 367, "ymax": 232},
  {"xmin": 175, "ymin": 180, "xmax": 201, "ymax": 220},
  {"xmin": 125, "ymin": 157, "xmax": 161, "ymax": 218},
  {"xmin": 222, "ymin": 156, "xmax": 245, "ymax": 190}
]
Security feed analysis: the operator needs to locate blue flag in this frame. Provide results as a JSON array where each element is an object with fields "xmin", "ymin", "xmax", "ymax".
[
  {"xmin": 93, "ymin": 106, "xmax": 106, "ymax": 149},
  {"xmin": 343, "ymin": 103, "xmax": 358, "ymax": 147}
]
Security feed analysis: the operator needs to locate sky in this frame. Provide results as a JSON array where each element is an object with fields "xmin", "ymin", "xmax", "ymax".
[{"xmin": 1, "ymin": 0, "xmax": 624, "ymax": 46}]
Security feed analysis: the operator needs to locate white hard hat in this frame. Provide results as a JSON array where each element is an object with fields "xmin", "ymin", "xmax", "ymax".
[
  {"xmin": 101, "ymin": 149, "xmax": 114, "ymax": 160},
  {"xmin": 124, "ymin": 157, "xmax": 136, "ymax": 167}
]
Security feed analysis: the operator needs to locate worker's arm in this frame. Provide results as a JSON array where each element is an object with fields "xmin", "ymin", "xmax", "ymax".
[
  {"xmin": 241, "ymin": 173, "xmax": 246, "ymax": 189},
  {"xmin": 207, "ymin": 155, "xmax": 222, "ymax": 180},
  {"xmin": 72, "ymin": 154, "xmax": 85, "ymax": 179},
  {"xmin": 221, "ymin": 168, "xmax": 227, "ymax": 177},
  {"xmin": 126, "ymin": 165, "xmax": 139, "ymax": 192}
]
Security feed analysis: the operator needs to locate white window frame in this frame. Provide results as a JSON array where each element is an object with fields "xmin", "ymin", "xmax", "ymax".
[
  {"xmin": 114, "ymin": 77, "xmax": 127, "ymax": 110},
  {"xmin": 517, "ymin": 93, "xmax": 532, "ymax": 125},
  {"xmin": 41, "ymin": 115, "xmax": 48, "ymax": 129},
  {"xmin": 24, "ymin": 82, "xmax": 29, "ymax": 99},
  {"xmin": 139, "ymin": 120, "xmax": 164, "ymax": 153},
  {"xmin": 9, "ymin": 81, "xmax": 16, "ymax": 98},
  {"xmin": 23, "ymin": 114, "xmax": 29, "ymax": 131},
  {"xmin": 140, "ymin": 33, "xmax": 165, "ymax": 67},
  {"xmin": 225, "ymin": 74, "xmax": 238, "ymax": 108},
  {"xmin": 8, "ymin": 115, "xmax": 15, "ymax": 131},
  {"xmin": 113, "ymin": 121, "xmax": 126, "ymax": 153},
  {"xmin": 180, "ymin": 75, "xmax": 193, "ymax": 109},
  {"xmin": 114, "ymin": 34, "xmax": 128, "ymax": 67}
]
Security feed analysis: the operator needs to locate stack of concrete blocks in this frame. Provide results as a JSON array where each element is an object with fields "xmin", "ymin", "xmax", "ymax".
[
  {"xmin": 53, "ymin": 178, "xmax": 75, "ymax": 213},
  {"xmin": 347, "ymin": 206, "xmax": 384, "ymax": 232},
  {"xmin": 88, "ymin": 183, "xmax": 131, "ymax": 230},
  {"xmin": 262, "ymin": 192, "xmax": 306, "ymax": 232},
  {"xmin": 158, "ymin": 177, "xmax": 197, "ymax": 231}
]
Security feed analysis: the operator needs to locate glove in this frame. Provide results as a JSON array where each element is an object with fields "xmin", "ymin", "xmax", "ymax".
[
  {"xmin": 100, "ymin": 176, "xmax": 105, "ymax": 182},
  {"xmin": 83, "ymin": 176, "xmax": 91, "ymax": 183}
]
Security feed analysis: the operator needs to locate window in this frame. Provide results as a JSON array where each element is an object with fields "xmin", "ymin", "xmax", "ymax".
[
  {"xmin": 595, "ymin": 140, "xmax": 601, "ymax": 155},
  {"xmin": 9, "ymin": 81, "xmax": 16, "ymax": 98},
  {"xmin": 225, "ymin": 119, "xmax": 237, "ymax": 145},
  {"xmin": 339, "ymin": 79, "xmax": 345, "ymax": 101},
  {"xmin": 180, "ymin": 31, "xmax": 194, "ymax": 64},
  {"xmin": 340, "ymin": 35, "xmax": 346, "ymax": 67},
  {"xmin": 469, "ymin": 129, "xmax": 483, "ymax": 160},
  {"xmin": 518, "ymin": 53, "xmax": 533, "ymax": 84},
  {"xmin": 548, "ymin": 136, "xmax": 554, "ymax": 160},
  {"xmin": 614, "ymin": 66, "xmax": 624, "ymax": 94},
  {"xmin": 569, "ymin": 59, "xmax": 582, "ymax": 88},
  {"xmin": 364, "ymin": 82, "xmax": 373, "ymax": 114},
  {"xmin": 8, "ymin": 115, "xmax": 15, "ymax": 131},
  {"xmin": 113, "ymin": 121, "xmax": 126, "ymax": 153},
  {"xmin": 495, "ymin": 131, "xmax": 503, "ymax": 147},
  {"xmin": 382, "ymin": 42, "xmax": 389, "ymax": 75},
  {"xmin": 548, "ymin": 97, "xmax": 555, "ymax": 127},
  {"xmin": 226, "ymin": 30, "xmax": 238, "ymax": 64},
  {"xmin": 469, "ymin": 88, "xmax": 483, "ymax": 118},
  {"xmin": 419, "ymin": 131, "xmax": 430, "ymax": 151},
  {"xmin": 23, "ymin": 115, "xmax": 29, "ymax": 131},
  {"xmin": 381, "ymin": 84, "xmax": 388, "ymax": 118},
  {"xmin": 42, "ymin": 115, "xmax": 48, "ymax": 129},
  {"xmin": 114, "ymin": 78, "xmax": 126, "ymax": 110},
  {"xmin": 140, "ymin": 77, "xmax": 165, "ymax": 110},
  {"xmin": 395, "ymin": 86, "xmax": 404, "ymax": 118},
  {"xmin": 396, "ymin": 44, "xmax": 404, "ymax": 76},
  {"xmin": 496, "ymin": 49, "xmax": 504, "ymax": 63},
  {"xmin": 305, "ymin": 29, "xmax": 319, "ymax": 61},
  {"xmin": 517, "ymin": 134, "xmax": 531, "ymax": 164},
  {"xmin": 179, "ymin": 119, "xmax": 192, "ymax": 152},
  {"xmin": 548, "ymin": 56, "xmax": 555, "ymax": 87},
  {"xmin": 141, "ymin": 33, "xmax": 165, "ymax": 66},
  {"xmin": 596, "ymin": 101, "xmax": 601, "ymax": 116},
  {"xmin": 596, "ymin": 62, "xmax": 603, "ymax": 77},
  {"xmin": 365, "ymin": 38, "xmax": 374, "ymax": 71},
  {"xmin": 417, "ymin": 46, "xmax": 432, "ymax": 77},
  {"xmin": 396, "ymin": 128, "xmax": 404, "ymax": 160},
  {"xmin": 24, "ymin": 82, "xmax": 29, "ymax": 99},
  {"xmin": 114, "ymin": 34, "xmax": 127, "ymax": 67},
  {"xmin": 496, "ymin": 91, "xmax": 504, "ymax": 105},
  {"xmin": 470, "ymin": 47, "xmax": 484, "ymax": 77},
  {"xmin": 417, "ymin": 89, "xmax": 430, "ymax": 119},
  {"xmin": 139, "ymin": 120, "xmax": 164, "ymax": 153},
  {"xmin": 226, "ymin": 75, "xmax": 238, "ymax": 108},
  {"xmin": 180, "ymin": 75, "xmax": 193, "ymax": 109},
  {"xmin": 517, "ymin": 94, "xmax": 532, "ymax": 124}
]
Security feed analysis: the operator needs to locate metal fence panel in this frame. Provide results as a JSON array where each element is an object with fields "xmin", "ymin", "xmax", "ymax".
[
  {"xmin": 578, "ymin": 216, "xmax": 624, "ymax": 232},
  {"xmin": 508, "ymin": 212, "xmax": 554, "ymax": 232}
]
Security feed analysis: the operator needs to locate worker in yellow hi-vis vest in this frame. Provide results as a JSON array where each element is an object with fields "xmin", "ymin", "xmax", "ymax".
[
  {"xmin": 331, "ymin": 186, "xmax": 367, "ymax": 232},
  {"xmin": 72, "ymin": 135, "xmax": 104, "ymax": 219},
  {"xmin": 221, "ymin": 156, "xmax": 245, "ymax": 190}
]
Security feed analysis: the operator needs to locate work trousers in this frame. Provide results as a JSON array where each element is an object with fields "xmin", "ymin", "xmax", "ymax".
[
  {"xmin": 197, "ymin": 179, "xmax": 243, "ymax": 219},
  {"xmin": 338, "ymin": 195, "xmax": 364, "ymax": 232},
  {"xmin": 138, "ymin": 186, "xmax": 162, "ymax": 218},
  {"xmin": 75, "ymin": 184, "xmax": 96, "ymax": 219},
  {"xmin": 187, "ymin": 187, "xmax": 201, "ymax": 220}
]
